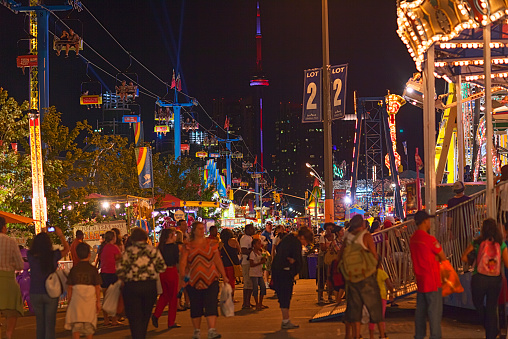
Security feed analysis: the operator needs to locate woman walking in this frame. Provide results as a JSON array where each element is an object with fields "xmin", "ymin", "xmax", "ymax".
[
  {"xmin": 152, "ymin": 228, "xmax": 180, "ymax": 329},
  {"xmin": 98, "ymin": 230, "xmax": 121, "ymax": 326},
  {"xmin": 180, "ymin": 221, "xmax": 229, "ymax": 339},
  {"xmin": 462, "ymin": 218, "xmax": 508, "ymax": 339},
  {"xmin": 219, "ymin": 228, "xmax": 241, "ymax": 301},
  {"xmin": 116, "ymin": 227, "xmax": 166, "ymax": 339},
  {"xmin": 28, "ymin": 227, "xmax": 70, "ymax": 339}
]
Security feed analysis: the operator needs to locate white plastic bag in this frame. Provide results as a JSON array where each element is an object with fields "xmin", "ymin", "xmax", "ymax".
[
  {"xmin": 103, "ymin": 280, "xmax": 122, "ymax": 316},
  {"xmin": 219, "ymin": 283, "xmax": 235, "ymax": 317}
]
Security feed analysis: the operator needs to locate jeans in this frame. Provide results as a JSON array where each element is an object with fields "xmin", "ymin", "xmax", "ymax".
[
  {"xmin": 414, "ymin": 289, "xmax": 442, "ymax": 339},
  {"xmin": 251, "ymin": 276, "xmax": 266, "ymax": 297},
  {"xmin": 30, "ymin": 293, "xmax": 59, "ymax": 339},
  {"xmin": 471, "ymin": 273, "xmax": 502, "ymax": 339},
  {"xmin": 123, "ymin": 280, "xmax": 158, "ymax": 339}
]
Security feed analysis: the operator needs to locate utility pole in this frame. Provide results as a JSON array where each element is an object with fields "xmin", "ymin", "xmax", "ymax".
[{"xmin": 321, "ymin": 0, "xmax": 334, "ymax": 223}]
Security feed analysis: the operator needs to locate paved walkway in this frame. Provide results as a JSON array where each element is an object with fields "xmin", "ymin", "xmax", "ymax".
[{"xmin": 4, "ymin": 279, "xmax": 487, "ymax": 338}]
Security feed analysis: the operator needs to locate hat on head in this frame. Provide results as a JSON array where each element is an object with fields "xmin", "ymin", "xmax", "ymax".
[
  {"xmin": 414, "ymin": 210, "xmax": 434, "ymax": 225},
  {"xmin": 452, "ymin": 181, "xmax": 465, "ymax": 193}
]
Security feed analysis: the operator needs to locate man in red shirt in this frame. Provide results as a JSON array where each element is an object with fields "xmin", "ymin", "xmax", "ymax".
[
  {"xmin": 70, "ymin": 230, "xmax": 84, "ymax": 266},
  {"xmin": 410, "ymin": 211, "xmax": 446, "ymax": 339}
]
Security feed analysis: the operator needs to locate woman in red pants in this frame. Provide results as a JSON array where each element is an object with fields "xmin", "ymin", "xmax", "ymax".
[{"xmin": 152, "ymin": 228, "xmax": 180, "ymax": 329}]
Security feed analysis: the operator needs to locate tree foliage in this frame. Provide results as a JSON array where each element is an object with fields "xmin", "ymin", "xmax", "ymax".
[{"xmin": 0, "ymin": 87, "xmax": 212, "ymax": 236}]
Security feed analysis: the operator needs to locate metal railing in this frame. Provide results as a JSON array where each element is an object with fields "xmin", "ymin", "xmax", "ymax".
[{"xmin": 372, "ymin": 185, "xmax": 489, "ymax": 297}]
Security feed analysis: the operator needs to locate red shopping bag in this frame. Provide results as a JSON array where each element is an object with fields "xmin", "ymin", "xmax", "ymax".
[{"xmin": 440, "ymin": 260, "xmax": 464, "ymax": 297}]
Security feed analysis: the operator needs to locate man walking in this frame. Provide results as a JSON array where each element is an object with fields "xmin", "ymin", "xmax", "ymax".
[
  {"xmin": 0, "ymin": 216, "xmax": 25, "ymax": 339},
  {"xmin": 240, "ymin": 224, "xmax": 255, "ymax": 309},
  {"xmin": 410, "ymin": 210, "xmax": 446, "ymax": 339}
]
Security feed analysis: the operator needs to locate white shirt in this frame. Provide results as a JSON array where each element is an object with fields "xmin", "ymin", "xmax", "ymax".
[
  {"xmin": 249, "ymin": 251, "xmax": 263, "ymax": 277},
  {"xmin": 240, "ymin": 234, "xmax": 252, "ymax": 265}
]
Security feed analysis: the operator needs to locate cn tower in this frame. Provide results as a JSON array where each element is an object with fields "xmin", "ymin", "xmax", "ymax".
[{"xmin": 250, "ymin": 1, "xmax": 269, "ymax": 170}]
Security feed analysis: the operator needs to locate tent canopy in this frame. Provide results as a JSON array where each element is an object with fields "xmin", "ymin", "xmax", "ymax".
[{"xmin": 0, "ymin": 211, "xmax": 35, "ymax": 224}]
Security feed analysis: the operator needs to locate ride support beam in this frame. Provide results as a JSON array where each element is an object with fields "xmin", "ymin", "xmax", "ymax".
[
  {"xmin": 436, "ymin": 106, "xmax": 457, "ymax": 183},
  {"xmin": 484, "ymin": 24, "xmax": 495, "ymax": 218},
  {"xmin": 423, "ymin": 46, "xmax": 437, "ymax": 231},
  {"xmin": 456, "ymin": 75, "xmax": 465, "ymax": 182}
]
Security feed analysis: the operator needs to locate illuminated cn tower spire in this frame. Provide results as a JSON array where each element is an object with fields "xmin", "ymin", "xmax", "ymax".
[{"xmin": 250, "ymin": 1, "xmax": 269, "ymax": 170}]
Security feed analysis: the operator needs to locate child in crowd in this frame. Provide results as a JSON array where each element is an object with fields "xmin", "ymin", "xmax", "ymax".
[
  {"xmin": 65, "ymin": 242, "xmax": 102, "ymax": 339},
  {"xmin": 249, "ymin": 238, "xmax": 268, "ymax": 310},
  {"xmin": 368, "ymin": 263, "xmax": 394, "ymax": 339}
]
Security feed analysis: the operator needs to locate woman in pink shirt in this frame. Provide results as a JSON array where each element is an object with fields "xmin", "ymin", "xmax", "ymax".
[{"xmin": 98, "ymin": 230, "xmax": 121, "ymax": 325}]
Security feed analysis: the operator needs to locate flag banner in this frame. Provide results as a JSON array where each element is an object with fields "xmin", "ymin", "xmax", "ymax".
[
  {"xmin": 402, "ymin": 141, "xmax": 408, "ymax": 155},
  {"xmin": 135, "ymin": 147, "xmax": 153, "ymax": 189},
  {"xmin": 330, "ymin": 64, "xmax": 348, "ymax": 120},
  {"xmin": 218, "ymin": 175, "xmax": 227, "ymax": 197},
  {"xmin": 302, "ymin": 68, "xmax": 322, "ymax": 123},
  {"xmin": 134, "ymin": 122, "xmax": 144, "ymax": 147}
]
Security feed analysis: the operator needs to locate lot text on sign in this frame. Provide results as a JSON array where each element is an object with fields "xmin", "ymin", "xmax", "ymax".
[{"xmin": 302, "ymin": 68, "xmax": 322, "ymax": 123}]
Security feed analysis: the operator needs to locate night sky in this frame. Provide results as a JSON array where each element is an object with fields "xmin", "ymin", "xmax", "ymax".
[{"xmin": 0, "ymin": 0, "xmax": 427, "ymax": 174}]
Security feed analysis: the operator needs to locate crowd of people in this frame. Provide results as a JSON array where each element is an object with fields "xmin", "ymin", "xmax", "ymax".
[{"xmin": 3, "ymin": 184, "xmax": 508, "ymax": 339}]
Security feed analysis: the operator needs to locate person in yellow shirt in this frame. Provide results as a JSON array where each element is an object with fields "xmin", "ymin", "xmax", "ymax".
[{"xmin": 368, "ymin": 264, "xmax": 394, "ymax": 339}]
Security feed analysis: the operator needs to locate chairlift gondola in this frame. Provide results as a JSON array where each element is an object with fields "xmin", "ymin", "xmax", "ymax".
[
  {"xmin": 115, "ymin": 56, "xmax": 139, "ymax": 102},
  {"xmin": 53, "ymin": 18, "xmax": 83, "ymax": 58},
  {"xmin": 16, "ymin": 38, "xmax": 37, "ymax": 72},
  {"xmin": 80, "ymin": 63, "xmax": 102, "ymax": 108}
]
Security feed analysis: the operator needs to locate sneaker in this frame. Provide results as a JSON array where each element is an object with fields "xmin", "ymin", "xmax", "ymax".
[
  {"xmin": 208, "ymin": 328, "xmax": 222, "ymax": 339},
  {"xmin": 151, "ymin": 314, "xmax": 158, "ymax": 328},
  {"xmin": 192, "ymin": 329, "xmax": 201, "ymax": 339},
  {"xmin": 281, "ymin": 321, "xmax": 299, "ymax": 329}
]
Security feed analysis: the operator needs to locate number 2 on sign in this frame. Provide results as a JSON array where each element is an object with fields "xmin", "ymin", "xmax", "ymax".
[
  {"xmin": 306, "ymin": 82, "xmax": 317, "ymax": 110},
  {"xmin": 333, "ymin": 79, "xmax": 342, "ymax": 107}
]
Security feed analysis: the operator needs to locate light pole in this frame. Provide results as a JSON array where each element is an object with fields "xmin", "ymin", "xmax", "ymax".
[{"xmin": 321, "ymin": 0, "xmax": 334, "ymax": 223}]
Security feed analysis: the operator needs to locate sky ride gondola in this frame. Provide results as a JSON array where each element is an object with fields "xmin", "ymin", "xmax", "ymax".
[
  {"xmin": 53, "ymin": 18, "xmax": 83, "ymax": 57},
  {"xmin": 80, "ymin": 63, "xmax": 102, "ymax": 108},
  {"xmin": 115, "ymin": 57, "xmax": 139, "ymax": 102}
]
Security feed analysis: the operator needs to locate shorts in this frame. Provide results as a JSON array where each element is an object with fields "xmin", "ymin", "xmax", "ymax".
[
  {"xmin": 100, "ymin": 273, "xmax": 118, "ymax": 289},
  {"xmin": 344, "ymin": 274, "xmax": 383, "ymax": 323},
  {"xmin": 0, "ymin": 309, "xmax": 21, "ymax": 317},
  {"xmin": 72, "ymin": 322, "xmax": 95, "ymax": 335},
  {"xmin": 242, "ymin": 264, "xmax": 253, "ymax": 289},
  {"xmin": 186, "ymin": 281, "xmax": 219, "ymax": 318},
  {"xmin": 272, "ymin": 270, "xmax": 294, "ymax": 309}
]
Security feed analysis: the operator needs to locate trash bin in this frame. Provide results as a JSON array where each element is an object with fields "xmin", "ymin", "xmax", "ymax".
[{"xmin": 307, "ymin": 254, "xmax": 318, "ymax": 279}]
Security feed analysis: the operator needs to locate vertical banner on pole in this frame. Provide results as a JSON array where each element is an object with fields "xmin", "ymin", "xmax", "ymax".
[
  {"xmin": 134, "ymin": 122, "xmax": 144, "ymax": 147},
  {"xmin": 135, "ymin": 147, "xmax": 154, "ymax": 189},
  {"xmin": 302, "ymin": 68, "xmax": 322, "ymax": 123},
  {"xmin": 330, "ymin": 64, "xmax": 348, "ymax": 120}
]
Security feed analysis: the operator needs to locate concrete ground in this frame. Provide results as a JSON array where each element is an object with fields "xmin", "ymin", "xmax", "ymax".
[{"xmin": 4, "ymin": 279, "xmax": 488, "ymax": 338}]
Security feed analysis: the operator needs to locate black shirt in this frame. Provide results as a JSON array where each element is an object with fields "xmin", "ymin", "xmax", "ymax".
[
  {"xmin": 160, "ymin": 243, "xmax": 179, "ymax": 267},
  {"xmin": 221, "ymin": 242, "xmax": 240, "ymax": 267},
  {"xmin": 67, "ymin": 261, "xmax": 102, "ymax": 286},
  {"xmin": 271, "ymin": 233, "xmax": 302, "ymax": 277}
]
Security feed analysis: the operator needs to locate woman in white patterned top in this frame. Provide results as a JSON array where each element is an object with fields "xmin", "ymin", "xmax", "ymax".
[{"xmin": 116, "ymin": 228, "xmax": 166, "ymax": 339}]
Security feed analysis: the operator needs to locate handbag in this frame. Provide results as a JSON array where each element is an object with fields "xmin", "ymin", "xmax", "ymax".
[
  {"xmin": 46, "ymin": 269, "xmax": 68, "ymax": 298},
  {"xmin": 324, "ymin": 249, "xmax": 339, "ymax": 266},
  {"xmin": 223, "ymin": 246, "xmax": 243, "ymax": 278}
]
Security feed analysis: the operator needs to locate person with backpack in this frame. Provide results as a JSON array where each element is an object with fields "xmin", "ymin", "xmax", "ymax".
[
  {"xmin": 410, "ymin": 210, "xmax": 446, "ymax": 339},
  {"xmin": 337, "ymin": 215, "xmax": 385, "ymax": 339},
  {"xmin": 461, "ymin": 218, "xmax": 508, "ymax": 339}
]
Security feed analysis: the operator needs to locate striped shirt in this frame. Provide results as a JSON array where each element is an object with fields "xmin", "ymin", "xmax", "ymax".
[
  {"xmin": 185, "ymin": 239, "xmax": 220, "ymax": 289},
  {"xmin": 0, "ymin": 233, "xmax": 24, "ymax": 271}
]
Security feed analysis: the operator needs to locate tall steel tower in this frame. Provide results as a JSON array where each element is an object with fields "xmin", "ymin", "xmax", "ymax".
[{"xmin": 250, "ymin": 1, "xmax": 269, "ymax": 170}]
